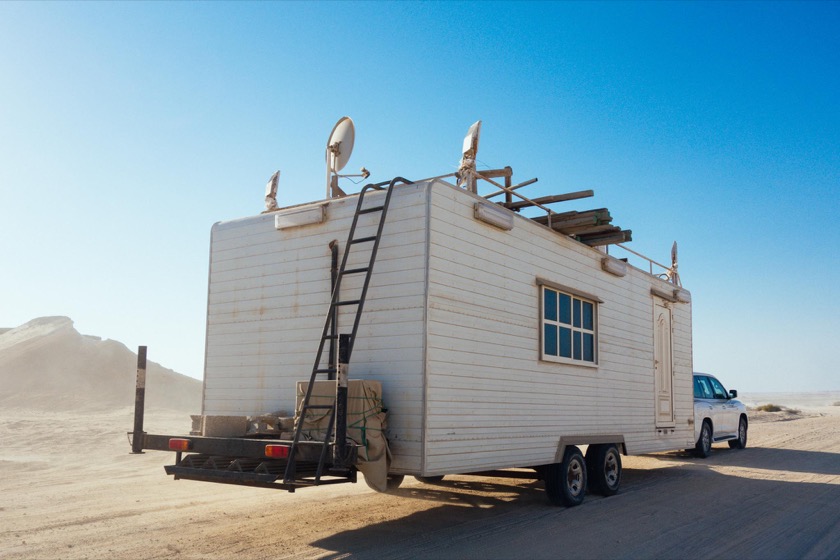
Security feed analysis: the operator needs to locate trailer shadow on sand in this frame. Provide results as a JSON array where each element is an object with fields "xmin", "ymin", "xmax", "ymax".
[{"xmin": 311, "ymin": 451, "xmax": 840, "ymax": 560}]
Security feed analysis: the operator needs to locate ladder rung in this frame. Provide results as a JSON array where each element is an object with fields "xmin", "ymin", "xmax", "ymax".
[
  {"xmin": 358, "ymin": 205, "xmax": 384, "ymax": 215},
  {"xmin": 350, "ymin": 236, "xmax": 377, "ymax": 244},
  {"xmin": 303, "ymin": 405, "xmax": 334, "ymax": 410},
  {"xmin": 314, "ymin": 368, "xmax": 336, "ymax": 374},
  {"xmin": 335, "ymin": 300, "xmax": 360, "ymax": 306},
  {"xmin": 342, "ymin": 267, "xmax": 370, "ymax": 275}
]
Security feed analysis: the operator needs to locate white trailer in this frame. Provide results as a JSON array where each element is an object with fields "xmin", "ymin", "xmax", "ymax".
[{"xmin": 132, "ymin": 123, "xmax": 694, "ymax": 506}]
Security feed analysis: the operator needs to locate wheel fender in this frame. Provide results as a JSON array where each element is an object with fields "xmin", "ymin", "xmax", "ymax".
[
  {"xmin": 696, "ymin": 418, "xmax": 713, "ymax": 442},
  {"xmin": 553, "ymin": 435, "xmax": 626, "ymax": 463}
]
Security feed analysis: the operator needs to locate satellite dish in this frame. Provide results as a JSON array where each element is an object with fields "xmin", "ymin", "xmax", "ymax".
[
  {"xmin": 325, "ymin": 117, "xmax": 360, "ymax": 198},
  {"xmin": 326, "ymin": 117, "xmax": 355, "ymax": 173},
  {"xmin": 669, "ymin": 241, "xmax": 681, "ymax": 286},
  {"xmin": 461, "ymin": 120, "xmax": 481, "ymax": 160},
  {"xmin": 264, "ymin": 170, "xmax": 280, "ymax": 212},
  {"xmin": 457, "ymin": 120, "xmax": 482, "ymax": 192}
]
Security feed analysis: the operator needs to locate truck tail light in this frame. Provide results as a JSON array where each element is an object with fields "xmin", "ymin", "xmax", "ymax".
[
  {"xmin": 265, "ymin": 444, "xmax": 290, "ymax": 459},
  {"xmin": 168, "ymin": 438, "xmax": 192, "ymax": 451}
]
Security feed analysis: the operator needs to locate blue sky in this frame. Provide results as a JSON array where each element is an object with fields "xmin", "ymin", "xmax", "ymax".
[{"xmin": 1, "ymin": 1, "xmax": 837, "ymax": 391}]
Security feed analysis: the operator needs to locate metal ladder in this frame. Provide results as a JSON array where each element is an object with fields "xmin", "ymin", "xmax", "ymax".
[{"xmin": 283, "ymin": 177, "xmax": 411, "ymax": 486}]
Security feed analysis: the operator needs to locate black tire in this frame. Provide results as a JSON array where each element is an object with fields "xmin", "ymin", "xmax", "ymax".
[
  {"xmin": 586, "ymin": 444, "xmax": 622, "ymax": 496},
  {"xmin": 728, "ymin": 416, "xmax": 748, "ymax": 449},
  {"xmin": 414, "ymin": 475, "xmax": 445, "ymax": 484},
  {"xmin": 694, "ymin": 420, "xmax": 712, "ymax": 458},
  {"xmin": 545, "ymin": 446, "xmax": 587, "ymax": 507}
]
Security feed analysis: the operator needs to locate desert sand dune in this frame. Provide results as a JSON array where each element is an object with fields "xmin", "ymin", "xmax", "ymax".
[{"xmin": 0, "ymin": 317, "xmax": 201, "ymax": 411}]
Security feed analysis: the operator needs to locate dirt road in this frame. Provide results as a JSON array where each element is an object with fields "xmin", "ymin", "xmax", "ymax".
[{"xmin": 2, "ymin": 406, "xmax": 838, "ymax": 559}]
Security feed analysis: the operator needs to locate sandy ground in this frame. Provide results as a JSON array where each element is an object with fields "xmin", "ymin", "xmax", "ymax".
[{"xmin": 1, "ymin": 404, "xmax": 839, "ymax": 560}]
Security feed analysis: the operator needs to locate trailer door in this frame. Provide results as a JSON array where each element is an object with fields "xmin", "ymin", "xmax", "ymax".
[{"xmin": 654, "ymin": 300, "xmax": 675, "ymax": 427}]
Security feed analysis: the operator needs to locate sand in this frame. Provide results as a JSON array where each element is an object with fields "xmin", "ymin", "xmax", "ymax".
[{"xmin": 1, "ymin": 318, "xmax": 838, "ymax": 559}]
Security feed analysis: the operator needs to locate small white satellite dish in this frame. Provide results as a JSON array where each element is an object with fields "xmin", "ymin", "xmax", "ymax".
[
  {"xmin": 668, "ymin": 241, "xmax": 681, "ymax": 286},
  {"xmin": 462, "ymin": 120, "xmax": 481, "ymax": 160},
  {"xmin": 264, "ymin": 170, "xmax": 280, "ymax": 212},
  {"xmin": 325, "ymin": 117, "xmax": 366, "ymax": 198},
  {"xmin": 457, "ymin": 120, "xmax": 482, "ymax": 192},
  {"xmin": 326, "ymin": 117, "xmax": 355, "ymax": 173}
]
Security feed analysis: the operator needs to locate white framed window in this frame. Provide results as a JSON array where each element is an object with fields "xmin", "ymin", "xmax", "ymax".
[{"xmin": 540, "ymin": 284, "xmax": 598, "ymax": 365}]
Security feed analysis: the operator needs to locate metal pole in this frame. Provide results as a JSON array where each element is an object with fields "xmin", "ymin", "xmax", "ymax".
[
  {"xmin": 334, "ymin": 334, "xmax": 350, "ymax": 465},
  {"xmin": 504, "ymin": 167, "xmax": 512, "ymax": 207},
  {"xmin": 131, "ymin": 346, "xmax": 147, "ymax": 454},
  {"xmin": 328, "ymin": 241, "xmax": 339, "ymax": 381}
]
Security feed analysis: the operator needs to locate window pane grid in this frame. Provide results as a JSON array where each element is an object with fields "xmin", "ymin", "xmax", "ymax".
[{"xmin": 542, "ymin": 286, "xmax": 596, "ymax": 364}]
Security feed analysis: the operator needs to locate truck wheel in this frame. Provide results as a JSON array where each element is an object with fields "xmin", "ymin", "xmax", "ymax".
[
  {"xmin": 414, "ymin": 475, "xmax": 444, "ymax": 484},
  {"xmin": 728, "ymin": 417, "xmax": 748, "ymax": 449},
  {"xmin": 586, "ymin": 444, "xmax": 622, "ymax": 496},
  {"xmin": 545, "ymin": 446, "xmax": 587, "ymax": 507},
  {"xmin": 694, "ymin": 420, "xmax": 712, "ymax": 458}
]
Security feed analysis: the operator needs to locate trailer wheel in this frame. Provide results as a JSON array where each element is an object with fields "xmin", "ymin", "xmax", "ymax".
[
  {"xmin": 694, "ymin": 420, "xmax": 712, "ymax": 458},
  {"xmin": 586, "ymin": 444, "xmax": 622, "ymax": 496},
  {"xmin": 544, "ymin": 446, "xmax": 587, "ymax": 507},
  {"xmin": 728, "ymin": 416, "xmax": 748, "ymax": 449},
  {"xmin": 414, "ymin": 475, "xmax": 445, "ymax": 484}
]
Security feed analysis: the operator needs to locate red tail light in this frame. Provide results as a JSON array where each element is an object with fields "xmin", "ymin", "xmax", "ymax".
[
  {"xmin": 168, "ymin": 438, "xmax": 192, "ymax": 451},
  {"xmin": 265, "ymin": 444, "xmax": 290, "ymax": 458}
]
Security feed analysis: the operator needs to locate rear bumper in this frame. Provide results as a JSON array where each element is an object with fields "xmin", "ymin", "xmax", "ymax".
[
  {"xmin": 141, "ymin": 433, "xmax": 352, "ymax": 462},
  {"xmin": 134, "ymin": 433, "xmax": 358, "ymax": 491}
]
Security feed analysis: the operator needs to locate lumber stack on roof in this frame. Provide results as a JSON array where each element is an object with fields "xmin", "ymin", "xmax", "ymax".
[
  {"xmin": 484, "ymin": 177, "xmax": 632, "ymax": 247},
  {"xmin": 518, "ymin": 197, "xmax": 632, "ymax": 247}
]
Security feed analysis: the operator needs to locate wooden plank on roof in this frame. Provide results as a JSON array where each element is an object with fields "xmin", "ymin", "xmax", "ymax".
[
  {"xmin": 577, "ymin": 229, "xmax": 633, "ymax": 246},
  {"xmin": 531, "ymin": 208, "xmax": 611, "ymax": 227},
  {"xmin": 504, "ymin": 190, "xmax": 594, "ymax": 210},
  {"xmin": 560, "ymin": 223, "xmax": 621, "ymax": 236},
  {"xmin": 475, "ymin": 167, "xmax": 512, "ymax": 179}
]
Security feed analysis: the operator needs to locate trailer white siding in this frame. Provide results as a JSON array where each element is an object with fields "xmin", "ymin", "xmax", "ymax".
[
  {"xmin": 202, "ymin": 184, "xmax": 430, "ymax": 471},
  {"xmin": 421, "ymin": 183, "xmax": 693, "ymax": 474}
]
